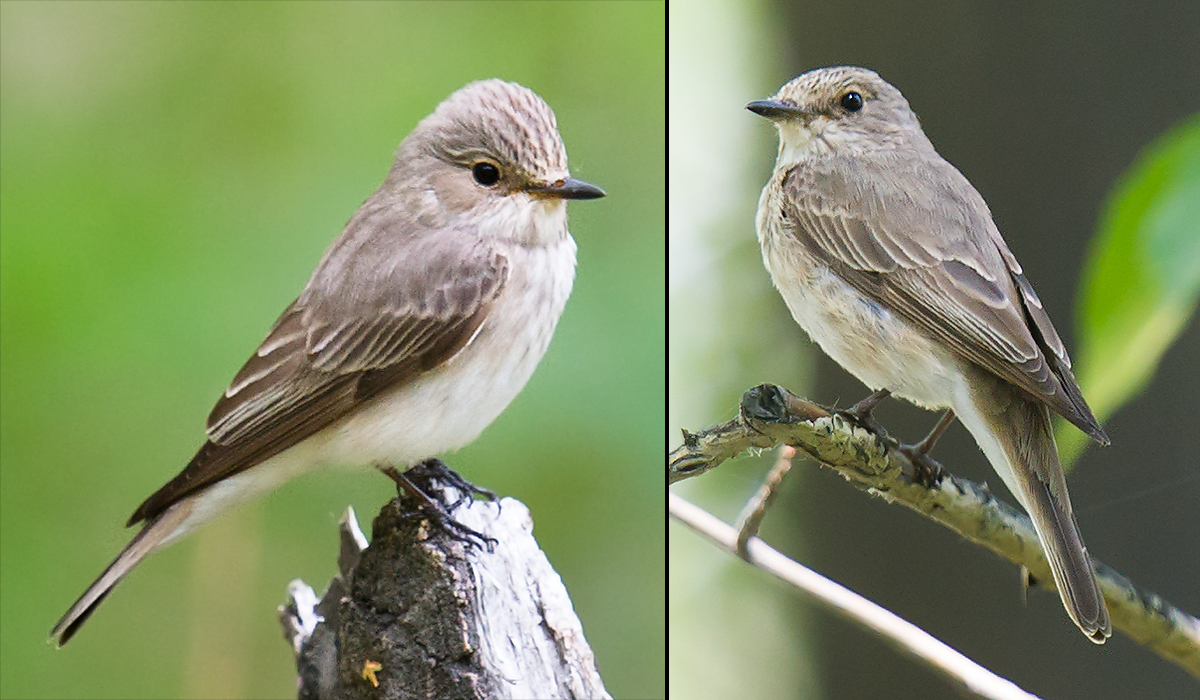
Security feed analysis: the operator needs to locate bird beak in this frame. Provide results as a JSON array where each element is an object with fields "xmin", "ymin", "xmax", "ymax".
[
  {"xmin": 746, "ymin": 99, "xmax": 812, "ymax": 121},
  {"xmin": 528, "ymin": 177, "xmax": 606, "ymax": 200}
]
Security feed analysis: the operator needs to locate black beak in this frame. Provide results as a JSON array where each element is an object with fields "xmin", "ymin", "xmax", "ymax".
[
  {"xmin": 529, "ymin": 177, "xmax": 606, "ymax": 200},
  {"xmin": 746, "ymin": 99, "xmax": 811, "ymax": 121}
]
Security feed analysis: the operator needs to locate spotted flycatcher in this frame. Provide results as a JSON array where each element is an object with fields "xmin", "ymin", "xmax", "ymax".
[
  {"xmin": 748, "ymin": 66, "xmax": 1110, "ymax": 642},
  {"xmin": 52, "ymin": 79, "xmax": 604, "ymax": 646}
]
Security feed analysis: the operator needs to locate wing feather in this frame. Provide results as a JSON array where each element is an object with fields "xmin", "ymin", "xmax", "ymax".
[
  {"xmin": 128, "ymin": 217, "xmax": 509, "ymax": 526},
  {"xmin": 779, "ymin": 155, "xmax": 1106, "ymax": 443}
]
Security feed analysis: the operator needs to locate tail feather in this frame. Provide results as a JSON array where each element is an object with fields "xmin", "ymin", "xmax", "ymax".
[
  {"xmin": 1017, "ymin": 436, "xmax": 1111, "ymax": 642},
  {"xmin": 966, "ymin": 381, "xmax": 1111, "ymax": 642},
  {"xmin": 51, "ymin": 501, "xmax": 193, "ymax": 646}
]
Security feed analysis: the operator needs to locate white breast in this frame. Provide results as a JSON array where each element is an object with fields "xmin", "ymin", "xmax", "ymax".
[
  {"xmin": 320, "ymin": 236, "xmax": 577, "ymax": 466},
  {"xmin": 757, "ymin": 184, "xmax": 965, "ymax": 412}
]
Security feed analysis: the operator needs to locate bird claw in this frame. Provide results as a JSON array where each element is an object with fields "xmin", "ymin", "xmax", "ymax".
[
  {"xmin": 835, "ymin": 389, "xmax": 893, "ymax": 441},
  {"xmin": 377, "ymin": 460, "xmax": 499, "ymax": 551},
  {"xmin": 899, "ymin": 444, "xmax": 945, "ymax": 488}
]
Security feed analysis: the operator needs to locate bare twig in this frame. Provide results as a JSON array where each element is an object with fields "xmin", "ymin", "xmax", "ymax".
[
  {"xmin": 734, "ymin": 445, "xmax": 796, "ymax": 559},
  {"xmin": 671, "ymin": 493, "xmax": 1043, "ymax": 700},
  {"xmin": 669, "ymin": 383, "xmax": 1200, "ymax": 678}
]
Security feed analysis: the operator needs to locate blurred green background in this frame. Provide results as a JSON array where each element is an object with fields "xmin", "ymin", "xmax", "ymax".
[{"xmin": 0, "ymin": 3, "xmax": 663, "ymax": 698}]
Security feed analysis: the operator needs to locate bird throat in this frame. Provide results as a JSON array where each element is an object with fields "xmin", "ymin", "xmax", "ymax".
[{"xmin": 775, "ymin": 120, "xmax": 825, "ymax": 168}]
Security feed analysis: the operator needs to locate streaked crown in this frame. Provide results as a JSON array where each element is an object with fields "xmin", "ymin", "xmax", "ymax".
[
  {"xmin": 399, "ymin": 79, "xmax": 570, "ymax": 185},
  {"xmin": 753, "ymin": 66, "xmax": 930, "ymax": 153}
]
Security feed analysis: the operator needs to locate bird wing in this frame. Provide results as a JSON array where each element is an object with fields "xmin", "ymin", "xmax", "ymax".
[
  {"xmin": 128, "ymin": 222, "xmax": 509, "ymax": 525},
  {"xmin": 778, "ymin": 153, "xmax": 1106, "ymax": 442}
]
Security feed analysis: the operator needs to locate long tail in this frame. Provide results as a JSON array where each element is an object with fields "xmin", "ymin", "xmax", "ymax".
[
  {"xmin": 51, "ymin": 501, "xmax": 193, "ymax": 646},
  {"xmin": 964, "ymin": 383, "xmax": 1111, "ymax": 643}
]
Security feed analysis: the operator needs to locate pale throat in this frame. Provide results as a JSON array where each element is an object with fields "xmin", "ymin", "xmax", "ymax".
[
  {"xmin": 478, "ymin": 193, "xmax": 568, "ymax": 247},
  {"xmin": 774, "ymin": 119, "xmax": 840, "ymax": 168}
]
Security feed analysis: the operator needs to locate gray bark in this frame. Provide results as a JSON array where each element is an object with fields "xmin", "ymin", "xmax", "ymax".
[{"xmin": 281, "ymin": 489, "xmax": 610, "ymax": 699}]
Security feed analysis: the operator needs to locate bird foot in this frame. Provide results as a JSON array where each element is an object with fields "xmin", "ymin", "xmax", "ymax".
[
  {"xmin": 835, "ymin": 389, "xmax": 893, "ymax": 441},
  {"xmin": 377, "ymin": 461, "xmax": 498, "ymax": 550},
  {"xmin": 898, "ymin": 409, "xmax": 955, "ymax": 488},
  {"xmin": 899, "ymin": 444, "xmax": 945, "ymax": 488}
]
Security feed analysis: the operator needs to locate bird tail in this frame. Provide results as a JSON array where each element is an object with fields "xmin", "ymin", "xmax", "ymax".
[
  {"xmin": 50, "ymin": 501, "xmax": 193, "ymax": 646},
  {"xmin": 971, "ymin": 388, "xmax": 1111, "ymax": 643}
]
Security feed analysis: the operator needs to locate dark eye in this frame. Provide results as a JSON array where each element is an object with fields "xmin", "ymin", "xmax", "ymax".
[
  {"xmin": 472, "ymin": 162, "xmax": 500, "ymax": 186},
  {"xmin": 839, "ymin": 91, "xmax": 863, "ymax": 112}
]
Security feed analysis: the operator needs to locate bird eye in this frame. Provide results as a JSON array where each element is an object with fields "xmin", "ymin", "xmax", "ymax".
[
  {"xmin": 472, "ymin": 162, "xmax": 501, "ymax": 186},
  {"xmin": 839, "ymin": 91, "xmax": 864, "ymax": 112}
]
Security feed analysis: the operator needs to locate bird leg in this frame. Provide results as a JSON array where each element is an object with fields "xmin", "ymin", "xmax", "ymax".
[
  {"xmin": 836, "ymin": 388, "xmax": 893, "ymax": 440},
  {"xmin": 410, "ymin": 458, "xmax": 498, "ymax": 507},
  {"xmin": 899, "ymin": 409, "xmax": 956, "ymax": 488},
  {"xmin": 377, "ymin": 460, "xmax": 498, "ymax": 550}
]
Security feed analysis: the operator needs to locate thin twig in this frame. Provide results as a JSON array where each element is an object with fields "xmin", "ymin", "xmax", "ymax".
[
  {"xmin": 734, "ymin": 445, "xmax": 796, "ymax": 559},
  {"xmin": 671, "ymin": 493, "xmax": 1043, "ymax": 700}
]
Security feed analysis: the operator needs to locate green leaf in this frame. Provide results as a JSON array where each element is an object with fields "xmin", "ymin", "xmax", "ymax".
[{"xmin": 1058, "ymin": 115, "xmax": 1200, "ymax": 467}]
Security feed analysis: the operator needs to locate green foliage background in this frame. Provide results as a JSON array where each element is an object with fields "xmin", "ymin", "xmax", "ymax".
[
  {"xmin": 1057, "ymin": 116, "xmax": 1200, "ymax": 465},
  {"xmin": 0, "ymin": 3, "xmax": 664, "ymax": 698}
]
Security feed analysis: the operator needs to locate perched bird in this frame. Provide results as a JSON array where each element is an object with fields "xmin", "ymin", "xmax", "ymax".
[
  {"xmin": 52, "ymin": 79, "xmax": 604, "ymax": 646},
  {"xmin": 749, "ymin": 66, "xmax": 1110, "ymax": 642}
]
